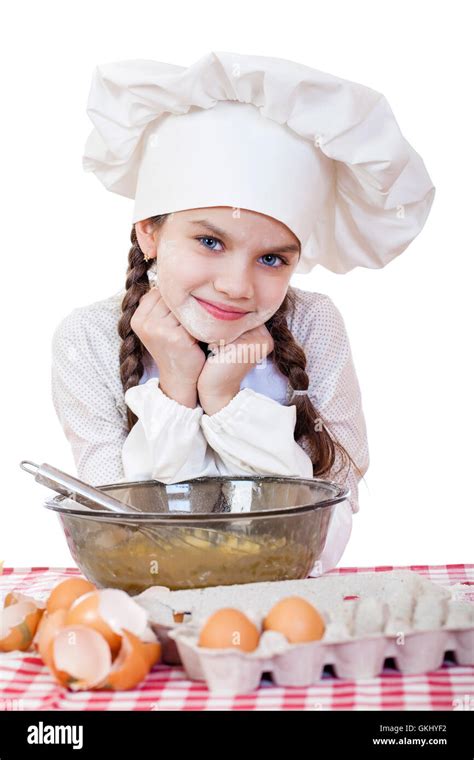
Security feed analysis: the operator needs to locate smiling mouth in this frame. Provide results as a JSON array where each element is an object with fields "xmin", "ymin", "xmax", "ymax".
[{"xmin": 192, "ymin": 296, "xmax": 251, "ymax": 320}]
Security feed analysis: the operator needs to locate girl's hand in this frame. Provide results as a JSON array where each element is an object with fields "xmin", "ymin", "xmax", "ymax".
[
  {"xmin": 130, "ymin": 285, "xmax": 207, "ymax": 408},
  {"xmin": 197, "ymin": 324, "xmax": 274, "ymax": 415}
]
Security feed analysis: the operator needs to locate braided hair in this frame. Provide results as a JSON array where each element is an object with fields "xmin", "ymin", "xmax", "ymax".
[{"xmin": 118, "ymin": 214, "xmax": 364, "ymax": 481}]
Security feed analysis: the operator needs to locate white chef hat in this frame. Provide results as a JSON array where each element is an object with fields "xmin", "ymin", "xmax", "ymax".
[{"xmin": 82, "ymin": 51, "xmax": 435, "ymax": 275}]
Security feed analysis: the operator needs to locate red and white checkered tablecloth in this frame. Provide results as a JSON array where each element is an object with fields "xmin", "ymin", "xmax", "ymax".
[{"xmin": 0, "ymin": 564, "xmax": 473, "ymax": 711}]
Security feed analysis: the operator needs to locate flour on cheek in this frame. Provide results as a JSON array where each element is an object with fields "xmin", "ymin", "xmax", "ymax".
[{"xmin": 175, "ymin": 297, "xmax": 276, "ymax": 344}]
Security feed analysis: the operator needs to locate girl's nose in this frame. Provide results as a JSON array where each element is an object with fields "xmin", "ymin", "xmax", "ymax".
[{"xmin": 213, "ymin": 263, "xmax": 255, "ymax": 300}]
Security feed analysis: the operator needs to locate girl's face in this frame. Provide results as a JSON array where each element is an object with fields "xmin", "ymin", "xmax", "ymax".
[{"xmin": 135, "ymin": 207, "xmax": 301, "ymax": 345}]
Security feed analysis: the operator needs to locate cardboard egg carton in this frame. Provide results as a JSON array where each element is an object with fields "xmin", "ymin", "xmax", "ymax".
[{"xmin": 135, "ymin": 571, "xmax": 474, "ymax": 693}]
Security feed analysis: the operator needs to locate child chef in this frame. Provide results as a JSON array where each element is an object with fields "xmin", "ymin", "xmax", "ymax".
[{"xmin": 52, "ymin": 51, "xmax": 435, "ymax": 572}]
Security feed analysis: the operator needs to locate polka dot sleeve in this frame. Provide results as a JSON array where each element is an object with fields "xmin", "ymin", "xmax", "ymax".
[{"xmin": 50, "ymin": 304, "xmax": 129, "ymax": 486}]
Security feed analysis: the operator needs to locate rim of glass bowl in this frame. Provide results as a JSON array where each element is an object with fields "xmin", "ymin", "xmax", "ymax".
[{"xmin": 42, "ymin": 475, "xmax": 350, "ymax": 523}]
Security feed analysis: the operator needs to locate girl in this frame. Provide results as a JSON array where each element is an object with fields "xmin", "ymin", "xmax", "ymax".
[{"xmin": 51, "ymin": 51, "xmax": 435, "ymax": 572}]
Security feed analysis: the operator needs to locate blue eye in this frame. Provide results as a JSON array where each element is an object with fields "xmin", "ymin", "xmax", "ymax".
[
  {"xmin": 195, "ymin": 236, "xmax": 288, "ymax": 268},
  {"xmin": 258, "ymin": 253, "xmax": 286, "ymax": 268},
  {"xmin": 196, "ymin": 236, "xmax": 223, "ymax": 251}
]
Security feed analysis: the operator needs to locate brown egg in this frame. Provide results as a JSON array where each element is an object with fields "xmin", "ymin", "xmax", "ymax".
[
  {"xmin": 46, "ymin": 578, "xmax": 96, "ymax": 614},
  {"xmin": 263, "ymin": 596, "xmax": 325, "ymax": 643},
  {"xmin": 198, "ymin": 608, "xmax": 260, "ymax": 652}
]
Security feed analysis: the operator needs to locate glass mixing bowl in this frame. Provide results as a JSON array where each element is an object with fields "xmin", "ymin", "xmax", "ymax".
[{"xmin": 43, "ymin": 475, "xmax": 350, "ymax": 594}]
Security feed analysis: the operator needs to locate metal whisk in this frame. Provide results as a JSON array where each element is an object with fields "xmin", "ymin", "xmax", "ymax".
[{"xmin": 19, "ymin": 460, "xmax": 263, "ymax": 554}]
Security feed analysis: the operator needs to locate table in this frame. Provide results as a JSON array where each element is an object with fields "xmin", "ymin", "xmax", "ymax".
[{"xmin": 1, "ymin": 564, "xmax": 473, "ymax": 711}]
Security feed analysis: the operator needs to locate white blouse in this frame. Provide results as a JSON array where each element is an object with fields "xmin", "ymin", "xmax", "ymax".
[{"xmin": 51, "ymin": 285, "xmax": 369, "ymax": 573}]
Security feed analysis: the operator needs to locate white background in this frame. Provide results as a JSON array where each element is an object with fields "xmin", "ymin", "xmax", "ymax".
[{"xmin": 2, "ymin": 0, "xmax": 473, "ymax": 567}]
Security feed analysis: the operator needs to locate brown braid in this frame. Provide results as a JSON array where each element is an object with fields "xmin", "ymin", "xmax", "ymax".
[
  {"xmin": 266, "ymin": 290, "xmax": 366, "ymax": 482},
  {"xmin": 118, "ymin": 215, "xmax": 168, "ymax": 432},
  {"xmin": 119, "ymin": 215, "xmax": 366, "ymax": 483}
]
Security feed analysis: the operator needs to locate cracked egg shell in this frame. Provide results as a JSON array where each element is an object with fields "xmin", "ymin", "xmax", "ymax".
[
  {"xmin": 50, "ymin": 624, "xmax": 112, "ymax": 690},
  {"xmin": 46, "ymin": 578, "xmax": 97, "ymax": 614},
  {"xmin": 49, "ymin": 626, "xmax": 159, "ymax": 692},
  {"xmin": 101, "ymin": 630, "xmax": 152, "ymax": 690},
  {"xmin": 0, "ymin": 596, "xmax": 44, "ymax": 652},
  {"xmin": 4, "ymin": 591, "xmax": 45, "ymax": 610},
  {"xmin": 66, "ymin": 592, "xmax": 122, "ymax": 654},
  {"xmin": 66, "ymin": 589, "xmax": 149, "ymax": 656}
]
